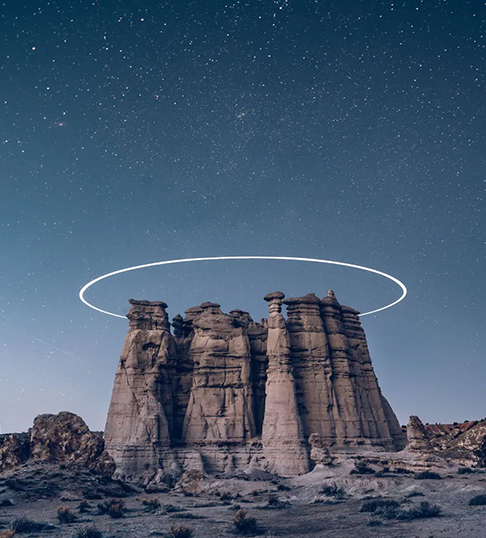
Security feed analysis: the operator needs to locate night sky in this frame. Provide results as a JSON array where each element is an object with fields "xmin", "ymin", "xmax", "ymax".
[{"xmin": 1, "ymin": 0, "xmax": 485, "ymax": 434}]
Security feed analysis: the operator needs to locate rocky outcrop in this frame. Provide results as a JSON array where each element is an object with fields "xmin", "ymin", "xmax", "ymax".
[
  {"xmin": 419, "ymin": 419, "xmax": 486, "ymax": 465},
  {"xmin": 406, "ymin": 415, "xmax": 433, "ymax": 452},
  {"xmin": 104, "ymin": 290, "xmax": 405, "ymax": 481},
  {"xmin": 104, "ymin": 299, "xmax": 178, "ymax": 482},
  {"xmin": 0, "ymin": 412, "xmax": 114, "ymax": 476},
  {"xmin": 0, "ymin": 434, "xmax": 30, "ymax": 471},
  {"xmin": 309, "ymin": 433, "xmax": 334, "ymax": 466}
]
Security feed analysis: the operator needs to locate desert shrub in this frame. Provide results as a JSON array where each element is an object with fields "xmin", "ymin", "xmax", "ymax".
[
  {"xmin": 259, "ymin": 495, "xmax": 289, "ymax": 510},
  {"xmin": 10, "ymin": 518, "xmax": 48, "ymax": 533},
  {"xmin": 350, "ymin": 461, "xmax": 375, "ymax": 475},
  {"xmin": 97, "ymin": 499, "xmax": 125, "ymax": 518},
  {"xmin": 366, "ymin": 520, "xmax": 383, "ymax": 527},
  {"xmin": 78, "ymin": 500, "xmax": 91, "ymax": 513},
  {"xmin": 141, "ymin": 497, "xmax": 161, "ymax": 512},
  {"xmin": 170, "ymin": 512, "xmax": 206, "ymax": 520},
  {"xmin": 168, "ymin": 524, "xmax": 194, "ymax": 538},
  {"xmin": 72, "ymin": 527, "xmax": 103, "ymax": 538},
  {"xmin": 405, "ymin": 491, "xmax": 425, "ymax": 498},
  {"xmin": 276, "ymin": 484, "xmax": 290, "ymax": 491},
  {"xmin": 218, "ymin": 491, "xmax": 233, "ymax": 501},
  {"xmin": 321, "ymin": 483, "xmax": 346, "ymax": 499},
  {"xmin": 0, "ymin": 499, "xmax": 13, "ymax": 507},
  {"xmin": 163, "ymin": 504, "xmax": 187, "ymax": 513},
  {"xmin": 58, "ymin": 506, "xmax": 77, "ymax": 524},
  {"xmin": 469, "ymin": 494, "xmax": 486, "ymax": 506},
  {"xmin": 360, "ymin": 499, "xmax": 400, "ymax": 513},
  {"xmin": 82, "ymin": 489, "xmax": 103, "ymax": 500},
  {"xmin": 361, "ymin": 499, "xmax": 441, "ymax": 521},
  {"xmin": 414, "ymin": 471, "xmax": 442, "ymax": 480},
  {"xmin": 267, "ymin": 495, "xmax": 279, "ymax": 506},
  {"xmin": 234, "ymin": 509, "xmax": 258, "ymax": 534},
  {"xmin": 398, "ymin": 501, "xmax": 442, "ymax": 520},
  {"xmin": 0, "ymin": 530, "xmax": 15, "ymax": 538},
  {"xmin": 457, "ymin": 467, "xmax": 476, "ymax": 475}
]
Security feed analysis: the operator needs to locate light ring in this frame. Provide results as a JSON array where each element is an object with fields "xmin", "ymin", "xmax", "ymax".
[{"xmin": 79, "ymin": 256, "xmax": 407, "ymax": 319}]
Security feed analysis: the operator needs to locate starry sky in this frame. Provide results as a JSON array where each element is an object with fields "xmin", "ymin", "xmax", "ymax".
[{"xmin": 1, "ymin": 0, "xmax": 485, "ymax": 434}]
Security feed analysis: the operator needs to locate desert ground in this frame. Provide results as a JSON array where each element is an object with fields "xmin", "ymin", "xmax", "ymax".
[{"xmin": 0, "ymin": 461, "xmax": 485, "ymax": 538}]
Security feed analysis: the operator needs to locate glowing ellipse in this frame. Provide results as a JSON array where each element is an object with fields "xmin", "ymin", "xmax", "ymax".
[{"xmin": 79, "ymin": 256, "xmax": 407, "ymax": 319}]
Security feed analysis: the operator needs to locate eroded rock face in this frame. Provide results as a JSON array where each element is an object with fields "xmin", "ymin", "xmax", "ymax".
[
  {"xmin": 104, "ymin": 299, "xmax": 177, "ymax": 482},
  {"xmin": 309, "ymin": 433, "xmax": 334, "ymax": 466},
  {"xmin": 406, "ymin": 415, "xmax": 433, "ymax": 452},
  {"xmin": 0, "ymin": 412, "xmax": 114, "ymax": 476},
  {"xmin": 104, "ymin": 290, "xmax": 405, "ymax": 481},
  {"xmin": 0, "ymin": 434, "xmax": 30, "ymax": 471},
  {"xmin": 182, "ymin": 302, "xmax": 256, "ymax": 444},
  {"xmin": 261, "ymin": 291, "xmax": 309, "ymax": 476}
]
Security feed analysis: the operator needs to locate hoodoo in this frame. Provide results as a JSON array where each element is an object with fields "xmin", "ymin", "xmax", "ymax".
[{"xmin": 104, "ymin": 291, "xmax": 405, "ymax": 483}]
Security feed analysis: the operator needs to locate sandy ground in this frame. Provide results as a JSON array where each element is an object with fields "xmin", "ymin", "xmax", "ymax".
[{"xmin": 0, "ymin": 463, "xmax": 485, "ymax": 538}]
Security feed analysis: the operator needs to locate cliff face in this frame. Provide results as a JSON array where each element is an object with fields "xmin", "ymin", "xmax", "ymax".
[{"xmin": 104, "ymin": 291, "xmax": 405, "ymax": 482}]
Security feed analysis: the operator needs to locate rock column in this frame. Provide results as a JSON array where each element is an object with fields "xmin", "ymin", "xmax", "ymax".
[
  {"xmin": 341, "ymin": 305, "xmax": 405, "ymax": 449},
  {"xmin": 104, "ymin": 300, "xmax": 177, "ymax": 482},
  {"xmin": 320, "ymin": 291, "xmax": 363, "ymax": 443},
  {"xmin": 261, "ymin": 292, "xmax": 309, "ymax": 475},
  {"xmin": 283, "ymin": 293, "xmax": 336, "ymax": 441},
  {"xmin": 182, "ymin": 303, "xmax": 256, "ymax": 446}
]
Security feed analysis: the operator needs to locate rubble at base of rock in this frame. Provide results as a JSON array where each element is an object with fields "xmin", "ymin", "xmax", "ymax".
[{"xmin": 104, "ymin": 291, "xmax": 407, "ymax": 483}]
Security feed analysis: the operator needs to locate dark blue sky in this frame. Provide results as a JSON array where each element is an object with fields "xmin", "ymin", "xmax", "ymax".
[{"xmin": 1, "ymin": 0, "xmax": 484, "ymax": 433}]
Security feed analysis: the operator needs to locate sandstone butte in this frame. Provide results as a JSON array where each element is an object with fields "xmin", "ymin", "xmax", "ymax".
[{"xmin": 104, "ymin": 290, "xmax": 407, "ymax": 483}]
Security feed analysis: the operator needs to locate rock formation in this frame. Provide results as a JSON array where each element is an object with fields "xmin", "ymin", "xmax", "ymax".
[
  {"xmin": 0, "ymin": 434, "xmax": 30, "ymax": 471},
  {"xmin": 261, "ymin": 291, "xmax": 309, "ymax": 475},
  {"xmin": 0, "ymin": 412, "xmax": 115, "ymax": 476},
  {"xmin": 406, "ymin": 415, "xmax": 433, "ymax": 452},
  {"xmin": 104, "ymin": 290, "xmax": 406, "ymax": 482}
]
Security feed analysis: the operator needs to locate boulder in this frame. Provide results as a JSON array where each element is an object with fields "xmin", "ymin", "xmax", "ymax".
[
  {"xmin": 0, "ymin": 413, "xmax": 114, "ymax": 477},
  {"xmin": 30, "ymin": 412, "xmax": 115, "ymax": 476},
  {"xmin": 0, "ymin": 433, "xmax": 30, "ymax": 472}
]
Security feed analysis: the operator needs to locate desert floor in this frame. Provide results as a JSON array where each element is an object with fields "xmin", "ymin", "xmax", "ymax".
[{"xmin": 0, "ymin": 462, "xmax": 485, "ymax": 538}]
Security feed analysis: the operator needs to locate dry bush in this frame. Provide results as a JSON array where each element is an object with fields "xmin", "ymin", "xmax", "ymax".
[
  {"xmin": 399, "ymin": 501, "xmax": 442, "ymax": 519},
  {"xmin": 168, "ymin": 524, "xmax": 194, "ymax": 538},
  {"xmin": 0, "ymin": 530, "xmax": 16, "ymax": 538},
  {"xmin": 141, "ymin": 497, "xmax": 161, "ymax": 512},
  {"xmin": 321, "ymin": 483, "xmax": 346, "ymax": 499},
  {"xmin": 360, "ymin": 499, "xmax": 400, "ymax": 513},
  {"xmin": 469, "ymin": 494, "xmax": 486, "ymax": 506},
  {"xmin": 78, "ymin": 500, "xmax": 91, "ymax": 513},
  {"xmin": 72, "ymin": 527, "xmax": 103, "ymax": 538},
  {"xmin": 97, "ymin": 499, "xmax": 125, "ymax": 518},
  {"xmin": 10, "ymin": 518, "xmax": 48, "ymax": 533},
  {"xmin": 361, "ymin": 499, "xmax": 442, "ymax": 521},
  {"xmin": 234, "ymin": 509, "xmax": 258, "ymax": 534},
  {"xmin": 58, "ymin": 506, "xmax": 77, "ymax": 524}
]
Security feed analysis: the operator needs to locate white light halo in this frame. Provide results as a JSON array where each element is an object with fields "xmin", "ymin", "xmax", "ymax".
[{"xmin": 79, "ymin": 256, "xmax": 407, "ymax": 319}]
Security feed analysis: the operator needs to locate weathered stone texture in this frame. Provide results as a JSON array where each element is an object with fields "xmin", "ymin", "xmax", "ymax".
[
  {"xmin": 104, "ymin": 290, "xmax": 405, "ymax": 481},
  {"xmin": 406, "ymin": 415, "xmax": 433, "ymax": 452},
  {"xmin": 0, "ymin": 412, "xmax": 114, "ymax": 476},
  {"xmin": 0, "ymin": 433, "xmax": 30, "ymax": 471},
  {"xmin": 261, "ymin": 292, "xmax": 309, "ymax": 475},
  {"xmin": 182, "ymin": 302, "xmax": 256, "ymax": 444}
]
